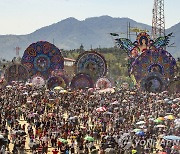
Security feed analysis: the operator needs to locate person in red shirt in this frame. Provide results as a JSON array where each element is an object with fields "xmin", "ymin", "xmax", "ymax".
[{"xmin": 52, "ymin": 148, "xmax": 59, "ymax": 154}]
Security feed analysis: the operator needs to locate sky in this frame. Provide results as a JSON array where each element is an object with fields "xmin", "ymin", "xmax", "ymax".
[{"xmin": 0, "ymin": 0, "xmax": 180, "ymax": 35}]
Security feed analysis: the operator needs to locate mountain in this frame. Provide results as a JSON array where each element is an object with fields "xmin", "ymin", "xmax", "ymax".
[{"xmin": 0, "ymin": 15, "xmax": 179, "ymax": 60}]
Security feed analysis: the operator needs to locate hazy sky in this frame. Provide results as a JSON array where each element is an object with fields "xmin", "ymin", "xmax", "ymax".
[{"xmin": 0, "ymin": 0, "xmax": 180, "ymax": 35}]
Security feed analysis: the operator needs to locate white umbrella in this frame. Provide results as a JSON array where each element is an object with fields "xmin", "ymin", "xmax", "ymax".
[
  {"xmin": 122, "ymin": 99, "xmax": 127, "ymax": 103},
  {"xmin": 155, "ymin": 125, "xmax": 166, "ymax": 128},
  {"xmin": 136, "ymin": 121, "xmax": 146, "ymax": 125},
  {"xmin": 6, "ymin": 85, "xmax": 12, "ymax": 88},
  {"xmin": 164, "ymin": 98, "xmax": 169, "ymax": 103},
  {"xmin": 0, "ymin": 134, "xmax": 4, "ymax": 139},
  {"xmin": 173, "ymin": 98, "xmax": 180, "ymax": 102},
  {"xmin": 139, "ymin": 125, "xmax": 146, "ymax": 129},
  {"xmin": 174, "ymin": 119, "xmax": 180, "ymax": 123}
]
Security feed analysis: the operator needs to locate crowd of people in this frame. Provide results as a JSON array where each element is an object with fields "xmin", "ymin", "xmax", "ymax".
[{"xmin": 0, "ymin": 81, "xmax": 179, "ymax": 154}]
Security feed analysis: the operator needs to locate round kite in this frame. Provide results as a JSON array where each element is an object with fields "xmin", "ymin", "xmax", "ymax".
[
  {"xmin": 131, "ymin": 49, "xmax": 177, "ymax": 83},
  {"xmin": 75, "ymin": 51, "xmax": 107, "ymax": 81},
  {"xmin": 168, "ymin": 77, "xmax": 180, "ymax": 93},
  {"xmin": 4, "ymin": 63, "xmax": 29, "ymax": 83},
  {"xmin": 70, "ymin": 73, "xmax": 94, "ymax": 89},
  {"xmin": 21, "ymin": 41, "xmax": 64, "ymax": 79},
  {"xmin": 31, "ymin": 76, "xmax": 45, "ymax": 88},
  {"xmin": 47, "ymin": 76, "xmax": 68, "ymax": 89},
  {"xmin": 140, "ymin": 72, "xmax": 167, "ymax": 92},
  {"xmin": 95, "ymin": 77, "xmax": 112, "ymax": 89}
]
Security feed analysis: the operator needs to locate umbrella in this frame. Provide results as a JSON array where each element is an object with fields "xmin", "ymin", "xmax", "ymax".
[
  {"xmin": 173, "ymin": 98, "xmax": 180, "ymax": 102},
  {"xmin": 59, "ymin": 90, "xmax": 68, "ymax": 93},
  {"xmin": 23, "ymin": 92, "xmax": 28, "ymax": 95},
  {"xmin": 96, "ymin": 107, "xmax": 106, "ymax": 112},
  {"xmin": 163, "ymin": 135, "xmax": 180, "ymax": 140},
  {"xmin": 174, "ymin": 119, "xmax": 180, "ymax": 124},
  {"xmin": 0, "ymin": 134, "xmax": 4, "ymax": 139},
  {"xmin": 154, "ymin": 119, "xmax": 163, "ymax": 123},
  {"xmin": 167, "ymin": 100, "xmax": 173, "ymax": 104},
  {"xmin": 132, "ymin": 129, "xmax": 142, "ymax": 132},
  {"xmin": 122, "ymin": 99, "xmax": 127, "ymax": 103},
  {"xmin": 135, "ymin": 131, "xmax": 145, "ymax": 136},
  {"xmin": 164, "ymin": 98, "xmax": 169, "ymax": 103},
  {"xmin": 6, "ymin": 85, "xmax": 12, "ymax": 88},
  {"xmin": 84, "ymin": 136, "xmax": 94, "ymax": 142},
  {"xmin": 58, "ymin": 138, "xmax": 68, "ymax": 144},
  {"xmin": 54, "ymin": 86, "xmax": 63, "ymax": 90},
  {"xmin": 132, "ymin": 149, "xmax": 137, "ymax": 154},
  {"xmin": 149, "ymin": 117, "xmax": 155, "ymax": 121},
  {"xmin": 157, "ymin": 117, "xmax": 165, "ymax": 121},
  {"xmin": 136, "ymin": 121, "xmax": 145, "ymax": 125},
  {"xmin": 155, "ymin": 125, "xmax": 166, "ymax": 128},
  {"xmin": 164, "ymin": 115, "xmax": 175, "ymax": 120},
  {"xmin": 139, "ymin": 125, "xmax": 146, "ymax": 129},
  {"xmin": 103, "ymin": 112, "xmax": 113, "ymax": 115}
]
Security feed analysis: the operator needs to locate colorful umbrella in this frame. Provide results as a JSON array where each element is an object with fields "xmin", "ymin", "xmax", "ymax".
[
  {"xmin": 164, "ymin": 115, "xmax": 175, "ymax": 120},
  {"xmin": 154, "ymin": 119, "xmax": 163, "ymax": 123},
  {"xmin": 132, "ymin": 149, "xmax": 137, "ymax": 154},
  {"xmin": 84, "ymin": 136, "xmax": 94, "ymax": 142},
  {"xmin": 135, "ymin": 131, "xmax": 145, "ymax": 136},
  {"xmin": 157, "ymin": 117, "xmax": 165, "ymax": 121},
  {"xmin": 58, "ymin": 138, "xmax": 68, "ymax": 144},
  {"xmin": 96, "ymin": 107, "xmax": 106, "ymax": 112}
]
